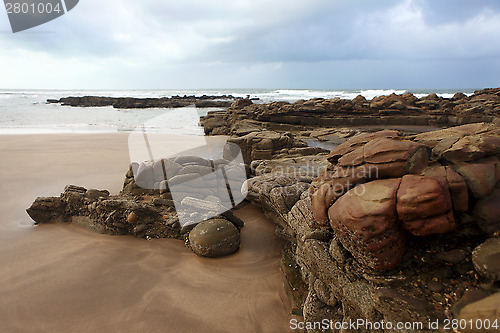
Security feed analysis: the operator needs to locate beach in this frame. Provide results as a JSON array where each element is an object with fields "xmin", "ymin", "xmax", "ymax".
[{"xmin": 0, "ymin": 134, "xmax": 291, "ymax": 332}]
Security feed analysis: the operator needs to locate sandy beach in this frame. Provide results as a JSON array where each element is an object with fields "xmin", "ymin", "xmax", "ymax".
[{"xmin": 0, "ymin": 134, "xmax": 290, "ymax": 332}]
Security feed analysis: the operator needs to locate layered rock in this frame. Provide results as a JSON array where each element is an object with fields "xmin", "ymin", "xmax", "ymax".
[
  {"xmin": 47, "ymin": 95, "xmax": 237, "ymax": 109},
  {"xmin": 224, "ymin": 130, "xmax": 327, "ymax": 166},
  {"xmin": 201, "ymin": 88, "xmax": 500, "ymax": 135},
  {"xmin": 244, "ymin": 123, "xmax": 500, "ymax": 330}
]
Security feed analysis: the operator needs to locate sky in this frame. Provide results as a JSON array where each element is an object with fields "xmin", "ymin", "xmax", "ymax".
[{"xmin": 1, "ymin": 0, "xmax": 500, "ymax": 89}]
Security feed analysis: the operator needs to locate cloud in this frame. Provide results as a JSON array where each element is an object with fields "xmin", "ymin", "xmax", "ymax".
[{"xmin": 0, "ymin": 0, "xmax": 499, "ymax": 88}]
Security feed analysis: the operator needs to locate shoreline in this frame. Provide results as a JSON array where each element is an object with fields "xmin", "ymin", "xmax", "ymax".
[{"xmin": 0, "ymin": 133, "xmax": 291, "ymax": 332}]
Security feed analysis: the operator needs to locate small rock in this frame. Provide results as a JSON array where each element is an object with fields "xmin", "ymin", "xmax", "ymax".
[
  {"xmin": 472, "ymin": 238, "xmax": 500, "ymax": 281},
  {"xmin": 188, "ymin": 219, "xmax": 240, "ymax": 257},
  {"xmin": 127, "ymin": 212, "xmax": 138, "ymax": 224}
]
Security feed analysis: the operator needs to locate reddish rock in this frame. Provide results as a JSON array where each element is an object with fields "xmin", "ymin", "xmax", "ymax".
[
  {"xmin": 328, "ymin": 179, "xmax": 405, "ymax": 271},
  {"xmin": 327, "ymin": 130, "xmax": 401, "ymax": 164},
  {"xmin": 401, "ymin": 211, "xmax": 455, "ymax": 237},
  {"xmin": 421, "ymin": 165, "xmax": 469, "ymax": 213},
  {"xmin": 311, "ymin": 175, "xmax": 366, "ymax": 227},
  {"xmin": 397, "ymin": 175, "xmax": 455, "ymax": 236},
  {"xmin": 336, "ymin": 138, "xmax": 429, "ymax": 178},
  {"xmin": 363, "ymin": 138, "xmax": 426, "ymax": 165},
  {"xmin": 414, "ymin": 123, "xmax": 494, "ymax": 148}
]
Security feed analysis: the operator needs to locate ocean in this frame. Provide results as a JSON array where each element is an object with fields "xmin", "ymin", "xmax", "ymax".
[{"xmin": 0, "ymin": 88, "xmax": 477, "ymax": 135}]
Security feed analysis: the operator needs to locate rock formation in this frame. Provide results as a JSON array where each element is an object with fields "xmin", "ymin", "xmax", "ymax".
[
  {"xmin": 244, "ymin": 123, "xmax": 500, "ymax": 330},
  {"xmin": 47, "ymin": 95, "xmax": 237, "ymax": 108},
  {"xmin": 201, "ymin": 88, "xmax": 500, "ymax": 135},
  {"xmin": 26, "ymin": 119, "xmax": 500, "ymax": 330}
]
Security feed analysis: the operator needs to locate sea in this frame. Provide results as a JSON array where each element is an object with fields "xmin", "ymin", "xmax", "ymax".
[{"xmin": 0, "ymin": 88, "xmax": 478, "ymax": 135}]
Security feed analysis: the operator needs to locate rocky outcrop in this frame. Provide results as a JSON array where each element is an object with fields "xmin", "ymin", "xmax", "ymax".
[
  {"xmin": 225, "ymin": 130, "xmax": 327, "ymax": 166},
  {"xmin": 26, "ymin": 149, "xmax": 248, "ymax": 258},
  {"xmin": 47, "ymin": 95, "xmax": 236, "ymax": 109},
  {"xmin": 27, "ymin": 185, "xmax": 182, "ymax": 238},
  {"xmin": 244, "ymin": 123, "xmax": 500, "ymax": 331},
  {"xmin": 201, "ymin": 88, "xmax": 500, "ymax": 135},
  {"xmin": 26, "ymin": 119, "xmax": 500, "ymax": 329}
]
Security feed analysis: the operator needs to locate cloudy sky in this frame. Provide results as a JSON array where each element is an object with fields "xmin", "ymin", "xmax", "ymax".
[{"xmin": 1, "ymin": 0, "xmax": 500, "ymax": 89}]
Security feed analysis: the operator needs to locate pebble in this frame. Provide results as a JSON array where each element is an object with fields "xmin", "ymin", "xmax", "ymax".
[{"xmin": 127, "ymin": 212, "xmax": 138, "ymax": 223}]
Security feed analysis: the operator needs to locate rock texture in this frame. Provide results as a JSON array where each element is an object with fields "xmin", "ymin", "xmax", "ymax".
[
  {"xmin": 225, "ymin": 130, "xmax": 327, "ymax": 166},
  {"xmin": 243, "ymin": 123, "xmax": 500, "ymax": 332},
  {"xmin": 201, "ymin": 88, "xmax": 500, "ymax": 135},
  {"xmin": 26, "ymin": 117, "xmax": 500, "ymax": 330}
]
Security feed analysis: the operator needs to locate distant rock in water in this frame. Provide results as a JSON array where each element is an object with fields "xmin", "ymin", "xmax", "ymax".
[{"xmin": 47, "ymin": 94, "xmax": 236, "ymax": 109}]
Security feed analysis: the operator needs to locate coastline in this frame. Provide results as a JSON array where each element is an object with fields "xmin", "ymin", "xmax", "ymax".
[{"xmin": 0, "ymin": 133, "xmax": 291, "ymax": 332}]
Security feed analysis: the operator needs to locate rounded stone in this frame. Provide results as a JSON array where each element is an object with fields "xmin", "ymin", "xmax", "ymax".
[
  {"xmin": 472, "ymin": 238, "xmax": 500, "ymax": 281},
  {"xmin": 127, "ymin": 212, "xmax": 138, "ymax": 224},
  {"xmin": 189, "ymin": 219, "xmax": 240, "ymax": 258}
]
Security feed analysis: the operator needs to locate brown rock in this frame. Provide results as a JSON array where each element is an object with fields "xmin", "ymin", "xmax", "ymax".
[
  {"xmin": 327, "ymin": 130, "xmax": 401, "ymax": 164},
  {"xmin": 442, "ymin": 134, "xmax": 500, "ymax": 162},
  {"xmin": 414, "ymin": 123, "xmax": 494, "ymax": 148},
  {"xmin": 310, "ymin": 175, "xmax": 365, "ymax": 227},
  {"xmin": 127, "ymin": 212, "xmax": 138, "ymax": 224},
  {"xmin": 26, "ymin": 197, "xmax": 65, "ymax": 224},
  {"xmin": 455, "ymin": 158, "xmax": 499, "ymax": 199},
  {"xmin": 188, "ymin": 219, "xmax": 240, "ymax": 257},
  {"xmin": 474, "ymin": 184, "xmax": 500, "ymax": 234},
  {"xmin": 397, "ymin": 175, "xmax": 455, "ymax": 236},
  {"xmin": 422, "ymin": 164, "xmax": 469, "ymax": 213},
  {"xmin": 328, "ymin": 178, "xmax": 406, "ymax": 271},
  {"xmin": 230, "ymin": 98, "xmax": 253, "ymax": 109},
  {"xmin": 472, "ymin": 238, "xmax": 500, "ymax": 281}
]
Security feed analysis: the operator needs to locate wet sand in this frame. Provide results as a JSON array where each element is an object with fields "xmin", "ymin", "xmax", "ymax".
[{"xmin": 0, "ymin": 134, "xmax": 290, "ymax": 332}]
